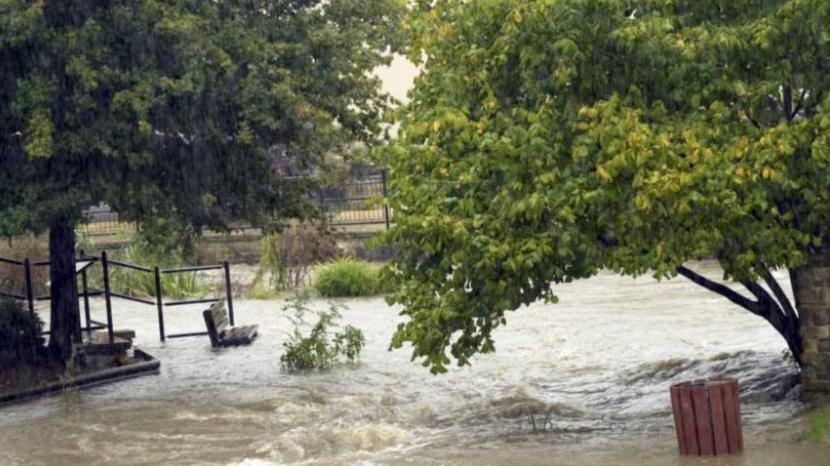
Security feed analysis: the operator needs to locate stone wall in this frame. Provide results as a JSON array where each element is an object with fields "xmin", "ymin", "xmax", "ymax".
[{"xmin": 794, "ymin": 254, "xmax": 830, "ymax": 401}]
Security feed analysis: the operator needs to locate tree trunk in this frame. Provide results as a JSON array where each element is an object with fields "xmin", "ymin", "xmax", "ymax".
[
  {"xmin": 791, "ymin": 254, "xmax": 830, "ymax": 401},
  {"xmin": 48, "ymin": 215, "xmax": 81, "ymax": 362}
]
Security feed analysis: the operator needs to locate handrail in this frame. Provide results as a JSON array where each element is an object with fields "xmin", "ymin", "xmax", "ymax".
[
  {"xmin": 0, "ymin": 290, "xmax": 25, "ymax": 300},
  {"xmin": 164, "ymin": 297, "xmax": 220, "ymax": 307},
  {"xmin": 109, "ymin": 292, "xmax": 156, "ymax": 306},
  {"xmin": 108, "ymin": 259, "xmax": 153, "ymax": 273},
  {"xmin": 160, "ymin": 265, "xmax": 223, "ymax": 274},
  {"xmin": 1, "ymin": 251, "xmax": 237, "ymax": 342}
]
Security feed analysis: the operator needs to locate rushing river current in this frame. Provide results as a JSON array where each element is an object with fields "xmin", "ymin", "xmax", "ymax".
[{"xmin": 1, "ymin": 261, "xmax": 827, "ymax": 465}]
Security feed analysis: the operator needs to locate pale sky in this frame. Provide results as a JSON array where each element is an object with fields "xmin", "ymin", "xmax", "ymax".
[{"xmin": 375, "ymin": 55, "xmax": 420, "ymax": 103}]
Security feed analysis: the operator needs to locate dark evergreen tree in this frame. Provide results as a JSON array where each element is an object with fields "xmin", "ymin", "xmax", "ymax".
[{"xmin": 0, "ymin": 0, "xmax": 404, "ymax": 361}]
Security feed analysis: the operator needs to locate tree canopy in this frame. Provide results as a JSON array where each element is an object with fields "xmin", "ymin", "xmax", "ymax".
[
  {"xmin": 0, "ymin": 0, "xmax": 405, "ymax": 359},
  {"xmin": 385, "ymin": 0, "xmax": 830, "ymax": 373},
  {"xmin": 0, "ymin": 0, "xmax": 404, "ymax": 236}
]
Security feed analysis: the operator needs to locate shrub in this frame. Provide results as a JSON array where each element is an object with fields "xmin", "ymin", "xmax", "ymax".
[
  {"xmin": 280, "ymin": 293, "xmax": 365, "ymax": 371},
  {"xmin": 313, "ymin": 259, "xmax": 387, "ymax": 297},
  {"xmin": 251, "ymin": 223, "xmax": 338, "ymax": 297},
  {"xmin": 0, "ymin": 299, "xmax": 46, "ymax": 368}
]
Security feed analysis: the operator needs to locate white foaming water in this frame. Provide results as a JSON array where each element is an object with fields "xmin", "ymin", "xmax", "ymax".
[{"xmin": 0, "ymin": 261, "xmax": 823, "ymax": 465}]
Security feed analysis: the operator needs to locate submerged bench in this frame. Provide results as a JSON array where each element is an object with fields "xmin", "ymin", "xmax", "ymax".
[{"xmin": 202, "ymin": 299, "xmax": 258, "ymax": 348}]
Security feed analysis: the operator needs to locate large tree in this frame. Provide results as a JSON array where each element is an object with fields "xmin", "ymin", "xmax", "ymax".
[
  {"xmin": 0, "ymin": 0, "xmax": 404, "ymax": 361},
  {"xmin": 385, "ymin": 0, "xmax": 830, "ymax": 386}
]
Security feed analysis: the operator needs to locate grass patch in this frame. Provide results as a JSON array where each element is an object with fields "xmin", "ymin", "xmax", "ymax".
[
  {"xmin": 313, "ymin": 259, "xmax": 387, "ymax": 297},
  {"xmin": 805, "ymin": 405, "xmax": 830, "ymax": 442},
  {"xmin": 246, "ymin": 283, "xmax": 282, "ymax": 300}
]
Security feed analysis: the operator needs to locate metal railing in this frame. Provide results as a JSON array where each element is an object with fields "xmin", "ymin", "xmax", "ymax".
[
  {"xmin": 314, "ymin": 171, "xmax": 392, "ymax": 228},
  {"xmin": 76, "ymin": 171, "xmax": 393, "ymax": 236},
  {"xmin": 0, "ymin": 251, "xmax": 236, "ymax": 343}
]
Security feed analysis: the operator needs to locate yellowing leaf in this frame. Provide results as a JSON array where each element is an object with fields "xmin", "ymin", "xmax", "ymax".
[
  {"xmin": 596, "ymin": 165, "xmax": 612, "ymax": 183},
  {"xmin": 512, "ymin": 10, "xmax": 523, "ymax": 24}
]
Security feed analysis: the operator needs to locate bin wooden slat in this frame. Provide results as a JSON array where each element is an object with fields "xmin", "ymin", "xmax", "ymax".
[
  {"xmin": 691, "ymin": 385, "xmax": 714, "ymax": 455},
  {"xmin": 670, "ymin": 387, "xmax": 686, "ymax": 454},
  {"xmin": 679, "ymin": 388, "xmax": 699, "ymax": 455},
  {"xmin": 722, "ymin": 380, "xmax": 743, "ymax": 454},
  {"xmin": 708, "ymin": 384, "xmax": 730, "ymax": 455}
]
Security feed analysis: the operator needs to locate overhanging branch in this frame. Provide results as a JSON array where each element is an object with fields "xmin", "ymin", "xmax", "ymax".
[
  {"xmin": 676, "ymin": 265, "xmax": 763, "ymax": 316},
  {"xmin": 761, "ymin": 268, "xmax": 798, "ymax": 320}
]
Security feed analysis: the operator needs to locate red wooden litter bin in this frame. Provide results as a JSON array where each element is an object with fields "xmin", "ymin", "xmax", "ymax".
[{"xmin": 670, "ymin": 378, "xmax": 743, "ymax": 456}]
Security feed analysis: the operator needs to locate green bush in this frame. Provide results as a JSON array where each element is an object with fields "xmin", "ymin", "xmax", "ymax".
[
  {"xmin": 280, "ymin": 293, "xmax": 365, "ymax": 371},
  {"xmin": 0, "ymin": 299, "xmax": 46, "ymax": 368},
  {"xmin": 313, "ymin": 259, "xmax": 387, "ymax": 297}
]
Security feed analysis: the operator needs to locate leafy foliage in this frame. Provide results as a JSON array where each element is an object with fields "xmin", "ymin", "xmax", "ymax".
[
  {"xmin": 280, "ymin": 293, "xmax": 366, "ymax": 371},
  {"xmin": 385, "ymin": 0, "xmax": 830, "ymax": 372},
  {"xmin": 0, "ymin": 298, "xmax": 46, "ymax": 368},
  {"xmin": 0, "ymin": 0, "xmax": 406, "ymax": 237},
  {"xmin": 0, "ymin": 0, "xmax": 405, "ymax": 358},
  {"xmin": 314, "ymin": 259, "xmax": 387, "ymax": 297}
]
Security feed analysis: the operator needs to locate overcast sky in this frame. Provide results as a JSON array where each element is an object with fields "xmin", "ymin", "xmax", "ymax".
[{"xmin": 375, "ymin": 55, "xmax": 420, "ymax": 103}]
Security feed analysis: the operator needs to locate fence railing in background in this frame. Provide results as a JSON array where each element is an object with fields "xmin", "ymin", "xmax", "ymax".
[
  {"xmin": 314, "ymin": 171, "xmax": 391, "ymax": 228},
  {"xmin": 76, "ymin": 170, "xmax": 393, "ymax": 236},
  {"xmin": 0, "ymin": 251, "xmax": 236, "ymax": 343}
]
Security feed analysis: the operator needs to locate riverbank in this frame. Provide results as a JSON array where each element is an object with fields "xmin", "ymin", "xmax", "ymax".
[{"xmin": 0, "ymin": 262, "xmax": 825, "ymax": 464}]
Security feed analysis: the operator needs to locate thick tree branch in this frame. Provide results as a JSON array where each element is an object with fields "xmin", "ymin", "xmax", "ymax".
[
  {"xmin": 740, "ymin": 279, "xmax": 788, "ymax": 334},
  {"xmin": 676, "ymin": 265, "xmax": 762, "ymax": 316},
  {"xmin": 677, "ymin": 265, "xmax": 801, "ymax": 366},
  {"xmin": 761, "ymin": 268, "xmax": 798, "ymax": 321}
]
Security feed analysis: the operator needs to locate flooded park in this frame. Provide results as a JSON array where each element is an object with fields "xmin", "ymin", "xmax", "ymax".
[{"xmin": 0, "ymin": 261, "xmax": 826, "ymax": 465}]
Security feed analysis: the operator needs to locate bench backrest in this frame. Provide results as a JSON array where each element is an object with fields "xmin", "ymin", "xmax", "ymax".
[
  {"xmin": 209, "ymin": 299, "xmax": 228, "ymax": 333},
  {"xmin": 203, "ymin": 299, "xmax": 228, "ymax": 348}
]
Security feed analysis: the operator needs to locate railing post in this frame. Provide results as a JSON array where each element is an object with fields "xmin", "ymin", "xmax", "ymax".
[
  {"xmin": 80, "ymin": 249, "xmax": 92, "ymax": 335},
  {"xmin": 381, "ymin": 169, "xmax": 391, "ymax": 230},
  {"xmin": 154, "ymin": 266, "xmax": 166, "ymax": 341},
  {"xmin": 101, "ymin": 251, "xmax": 114, "ymax": 344},
  {"xmin": 23, "ymin": 258, "xmax": 35, "ymax": 315},
  {"xmin": 224, "ymin": 260, "xmax": 235, "ymax": 326}
]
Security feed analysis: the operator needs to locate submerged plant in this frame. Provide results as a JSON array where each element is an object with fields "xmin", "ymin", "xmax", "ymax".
[{"xmin": 280, "ymin": 292, "xmax": 365, "ymax": 372}]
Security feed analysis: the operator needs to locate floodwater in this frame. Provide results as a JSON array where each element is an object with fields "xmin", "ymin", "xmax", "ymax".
[{"xmin": 0, "ymin": 261, "xmax": 827, "ymax": 465}]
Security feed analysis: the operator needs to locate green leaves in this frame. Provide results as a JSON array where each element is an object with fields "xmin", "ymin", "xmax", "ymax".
[
  {"xmin": 0, "ymin": 0, "xmax": 404, "ymax": 235},
  {"xmin": 385, "ymin": 0, "xmax": 830, "ymax": 372}
]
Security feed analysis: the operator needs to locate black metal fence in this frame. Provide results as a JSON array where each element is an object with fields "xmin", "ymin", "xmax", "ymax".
[
  {"xmin": 77, "ymin": 171, "xmax": 392, "ymax": 236},
  {"xmin": 314, "ymin": 171, "xmax": 391, "ymax": 228},
  {"xmin": 0, "ymin": 252, "xmax": 235, "ymax": 343}
]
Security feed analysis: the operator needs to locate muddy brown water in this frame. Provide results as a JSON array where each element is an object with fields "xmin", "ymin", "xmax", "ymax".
[{"xmin": 0, "ymin": 261, "xmax": 827, "ymax": 465}]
